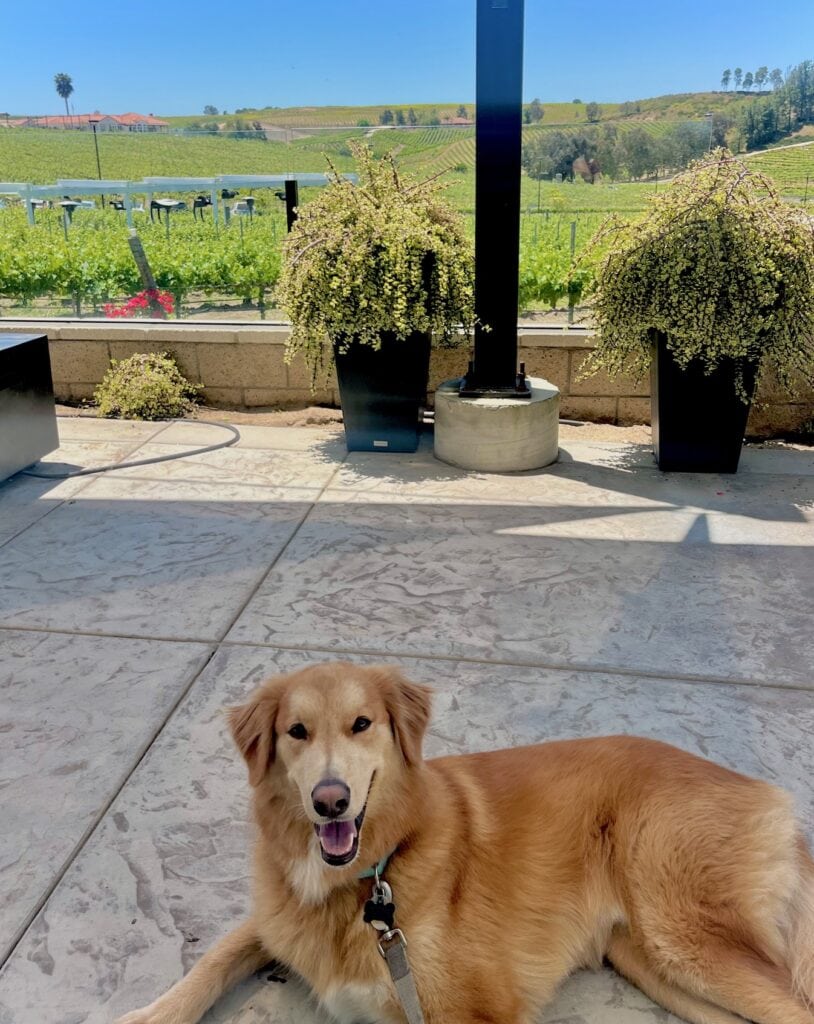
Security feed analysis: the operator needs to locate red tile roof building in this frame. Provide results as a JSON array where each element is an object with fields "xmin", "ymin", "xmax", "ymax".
[{"xmin": 7, "ymin": 113, "xmax": 169, "ymax": 131}]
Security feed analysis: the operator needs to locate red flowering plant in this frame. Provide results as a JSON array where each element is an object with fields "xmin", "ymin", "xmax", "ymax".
[{"xmin": 104, "ymin": 289, "xmax": 174, "ymax": 319}]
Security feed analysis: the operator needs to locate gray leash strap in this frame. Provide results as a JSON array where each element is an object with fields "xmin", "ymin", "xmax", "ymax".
[
  {"xmin": 364, "ymin": 866, "xmax": 427, "ymax": 1024},
  {"xmin": 378, "ymin": 929, "xmax": 426, "ymax": 1024}
]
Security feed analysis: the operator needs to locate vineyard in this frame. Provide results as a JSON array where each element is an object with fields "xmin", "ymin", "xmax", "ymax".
[
  {"xmin": 0, "ymin": 128, "xmax": 358, "ymax": 185},
  {"xmin": 744, "ymin": 141, "xmax": 814, "ymax": 192},
  {"xmin": 1, "ymin": 107, "xmax": 808, "ymax": 321},
  {"xmin": 0, "ymin": 193, "xmax": 637, "ymax": 320},
  {"xmin": 0, "ymin": 205, "xmax": 286, "ymax": 318}
]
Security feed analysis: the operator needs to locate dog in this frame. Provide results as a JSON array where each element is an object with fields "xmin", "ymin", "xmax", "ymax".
[{"xmin": 116, "ymin": 662, "xmax": 814, "ymax": 1024}]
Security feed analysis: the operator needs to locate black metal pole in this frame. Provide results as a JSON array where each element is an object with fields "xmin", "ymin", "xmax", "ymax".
[
  {"xmin": 461, "ymin": 0, "xmax": 527, "ymax": 398},
  {"xmin": 284, "ymin": 180, "xmax": 299, "ymax": 232}
]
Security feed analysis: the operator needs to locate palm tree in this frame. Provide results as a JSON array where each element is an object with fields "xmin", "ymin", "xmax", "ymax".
[{"xmin": 54, "ymin": 73, "xmax": 74, "ymax": 119}]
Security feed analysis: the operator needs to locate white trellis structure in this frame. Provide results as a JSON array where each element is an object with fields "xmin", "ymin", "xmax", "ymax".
[{"xmin": 0, "ymin": 173, "xmax": 357, "ymax": 227}]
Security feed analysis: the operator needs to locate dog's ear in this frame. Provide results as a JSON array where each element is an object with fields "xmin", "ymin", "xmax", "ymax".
[
  {"xmin": 228, "ymin": 684, "xmax": 281, "ymax": 787},
  {"xmin": 377, "ymin": 667, "xmax": 433, "ymax": 768}
]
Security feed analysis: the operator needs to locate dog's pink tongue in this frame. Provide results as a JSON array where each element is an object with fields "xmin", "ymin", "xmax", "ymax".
[{"xmin": 318, "ymin": 820, "xmax": 356, "ymax": 856}]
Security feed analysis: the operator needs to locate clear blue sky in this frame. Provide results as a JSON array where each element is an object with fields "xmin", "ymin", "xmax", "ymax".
[{"xmin": 1, "ymin": 0, "xmax": 812, "ymax": 116}]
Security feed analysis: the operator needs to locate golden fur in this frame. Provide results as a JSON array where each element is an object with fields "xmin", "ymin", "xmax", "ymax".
[{"xmin": 116, "ymin": 662, "xmax": 814, "ymax": 1024}]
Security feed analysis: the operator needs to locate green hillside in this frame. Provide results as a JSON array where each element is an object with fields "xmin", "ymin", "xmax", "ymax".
[
  {"xmin": 2, "ymin": 87, "xmax": 812, "ymax": 211},
  {"xmin": 0, "ymin": 125, "xmax": 668, "ymax": 217},
  {"xmin": 163, "ymin": 92, "xmax": 760, "ymax": 130}
]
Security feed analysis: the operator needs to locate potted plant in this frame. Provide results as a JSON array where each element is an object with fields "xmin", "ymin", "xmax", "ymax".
[
  {"xmin": 580, "ymin": 150, "xmax": 814, "ymax": 471},
  {"xmin": 277, "ymin": 143, "xmax": 474, "ymax": 452}
]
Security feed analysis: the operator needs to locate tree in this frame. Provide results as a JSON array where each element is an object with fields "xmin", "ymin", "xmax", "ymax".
[
  {"xmin": 527, "ymin": 97, "xmax": 544, "ymax": 123},
  {"xmin": 379, "ymin": 108, "xmax": 394, "ymax": 125},
  {"xmin": 395, "ymin": 109, "xmax": 406, "ymax": 125},
  {"xmin": 521, "ymin": 127, "xmax": 599, "ymax": 181},
  {"xmin": 407, "ymin": 108, "xmax": 418, "ymax": 125},
  {"xmin": 620, "ymin": 127, "xmax": 659, "ymax": 180},
  {"xmin": 203, "ymin": 105, "xmax": 218, "ymax": 115},
  {"xmin": 755, "ymin": 67, "xmax": 768, "ymax": 90},
  {"xmin": 785, "ymin": 60, "xmax": 814, "ymax": 124},
  {"xmin": 721, "ymin": 69, "xmax": 732, "ymax": 91},
  {"xmin": 598, "ymin": 124, "xmax": 621, "ymax": 180},
  {"xmin": 585, "ymin": 102, "xmax": 601, "ymax": 123},
  {"xmin": 734, "ymin": 68, "xmax": 743, "ymax": 90},
  {"xmin": 456, "ymin": 104, "xmax": 469, "ymax": 119},
  {"xmin": 771, "ymin": 68, "xmax": 784, "ymax": 90},
  {"xmin": 710, "ymin": 112, "xmax": 733, "ymax": 148},
  {"xmin": 743, "ymin": 71, "xmax": 754, "ymax": 92},
  {"xmin": 54, "ymin": 73, "xmax": 73, "ymax": 118}
]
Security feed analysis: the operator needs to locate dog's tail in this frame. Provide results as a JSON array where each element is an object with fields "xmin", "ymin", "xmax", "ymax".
[{"xmin": 789, "ymin": 836, "xmax": 814, "ymax": 1008}]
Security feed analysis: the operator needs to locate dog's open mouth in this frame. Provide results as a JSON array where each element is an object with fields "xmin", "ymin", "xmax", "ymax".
[{"xmin": 314, "ymin": 804, "xmax": 367, "ymax": 866}]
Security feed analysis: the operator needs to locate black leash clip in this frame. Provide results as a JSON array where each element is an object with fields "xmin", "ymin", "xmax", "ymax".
[{"xmin": 364, "ymin": 874, "xmax": 396, "ymax": 932}]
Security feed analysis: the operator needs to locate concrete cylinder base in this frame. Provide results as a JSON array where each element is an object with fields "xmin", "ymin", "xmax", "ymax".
[{"xmin": 434, "ymin": 376, "xmax": 560, "ymax": 472}]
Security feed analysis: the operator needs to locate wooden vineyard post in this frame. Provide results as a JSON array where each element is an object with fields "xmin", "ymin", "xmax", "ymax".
[{"xmin": 127, "ymin": 230, "xmax": 169, "ymax": 319}]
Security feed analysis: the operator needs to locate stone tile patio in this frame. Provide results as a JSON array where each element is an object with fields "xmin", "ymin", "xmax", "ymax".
[{"xmin": 1, "ymin": 416, "xmax": 812, "ymax": 1024}]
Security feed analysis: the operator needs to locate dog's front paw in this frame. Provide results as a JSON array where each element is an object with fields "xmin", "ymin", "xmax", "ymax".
[{"xmin": 114, "ymin": 1003, "xmax": 190, "ymax": 1024}]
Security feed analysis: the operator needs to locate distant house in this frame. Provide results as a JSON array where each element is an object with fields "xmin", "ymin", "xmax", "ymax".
[
  {"xmin": 11, "ymin": 112, "xmax": 169, "ymax": 132},
  {"xmin": 442, "ymin": 116, "xmax": 474, "ymax": 126},
  {"xmin": 114, "ymin": 113, "xmax": 169, "ymax": 132}
]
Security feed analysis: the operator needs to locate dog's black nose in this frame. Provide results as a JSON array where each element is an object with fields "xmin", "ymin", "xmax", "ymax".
[{"xmin": 311, "ymin": 779, "xmax": 350, "ymax": 819}]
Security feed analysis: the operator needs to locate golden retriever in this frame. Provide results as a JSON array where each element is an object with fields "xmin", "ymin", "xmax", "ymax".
[{"xmin": 116, "ymin": 662, "xmax": 814, "ymax": 1024}]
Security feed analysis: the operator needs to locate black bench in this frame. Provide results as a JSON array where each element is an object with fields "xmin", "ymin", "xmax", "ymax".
[{"xmin": 0, "ymin": 334, "xmax": 59, "ymax": 482}]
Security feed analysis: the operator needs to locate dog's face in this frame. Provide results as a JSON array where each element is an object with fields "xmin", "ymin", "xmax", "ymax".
[{"xmin": 228, "ymin": 663, "xmax": 432, "ymax": 867}]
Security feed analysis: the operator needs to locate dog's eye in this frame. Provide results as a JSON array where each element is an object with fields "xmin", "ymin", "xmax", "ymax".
[
  {"xmin": 352, "ymin": 716, "xmax": 372, "ymax": 734},
  {"xmin": 287, "ymin": 723, "xmax": 308, "ymax": 740}
]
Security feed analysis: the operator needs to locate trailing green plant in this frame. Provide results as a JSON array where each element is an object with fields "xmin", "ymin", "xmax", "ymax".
[
  {"xmin": 579, "ymin": 149, "xmax": 814, "ymax": 399},
  {"xmin": 277, "ymin": 142, "xmax": 475, "ymax": 376},
  {"xmin": 94, "ymin": 352, "xmax": 201, "ymax": 419}
]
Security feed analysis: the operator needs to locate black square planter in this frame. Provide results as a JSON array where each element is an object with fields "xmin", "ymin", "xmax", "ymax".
[
  {"xmin": 650, "ymin": 334, "xmax": 756, "ymax": 473},
  {"xmin": 333, "ymin": 333, "xmax": 432, "ymax": 453},
  {"xmin": 0, "ymin": 333, "xmax": 59, "ymax": 482}
]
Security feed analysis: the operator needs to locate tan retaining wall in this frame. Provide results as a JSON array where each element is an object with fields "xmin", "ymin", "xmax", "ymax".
[{"xmin": 0, "ymin": 321, "xmax": 811, "ymax": 438}]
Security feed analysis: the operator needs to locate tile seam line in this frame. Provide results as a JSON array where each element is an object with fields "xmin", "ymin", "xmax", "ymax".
[
  {"xmin": 0, "ymin": 642, "xmax": 218, "ymax": 975},
  {"xmin": 211, "ymin": 447, "xmax": 352, "ymax": 645},
  {"xmin": 0, "ymin": 421, "xmax": 168, "ymax": 553},
  {"xmin": 220, "ymin": 638, "xmax": 814, "ymax": 696},
  {"xmin": 0, "ymin": 447, "xmax": 351, "ymax": 970},
  {"xmin": 0, "ymin": 623, "xmax": 215, "ymax": 644},
  {"xmin": 0, "ymin": 623, "xmax": 809, "ymax": 697}
]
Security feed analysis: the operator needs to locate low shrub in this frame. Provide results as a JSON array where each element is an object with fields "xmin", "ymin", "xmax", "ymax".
[{"xmin": 94, "ymin": 352, "xmax": 201, "ymax": 420}]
